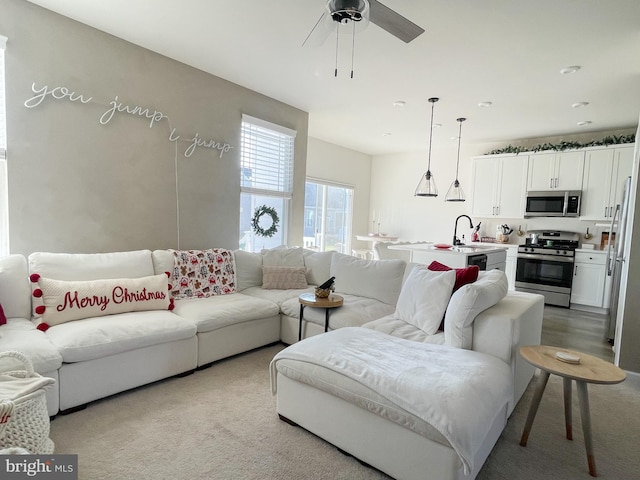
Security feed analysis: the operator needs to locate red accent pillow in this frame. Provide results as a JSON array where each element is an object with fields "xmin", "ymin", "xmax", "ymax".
[
  {"xmin": 427, "ymin": 261, "xmax": 479, "ymax": 292},
  {"xmin": 427, "ymin": 261, "xmax": 480, "ymax": 332},
  {"xmin": 0, "ymin": 303, "xmax": 6, "ymax": 326}
]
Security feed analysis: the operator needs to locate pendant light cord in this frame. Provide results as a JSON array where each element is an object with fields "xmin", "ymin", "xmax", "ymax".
[
  {"xmin": 427, "ymin": 100, "xmax": 435, "ymax": 172},
  {"xmin": 455, "ymin": 120, "xmax": 462, "ymax": 179},
  {"xmin": 335, "ymin": 23, "xmax": 340, "ymax": 77},
  {"xmin": 351, "ymin": 20, "xmax": 356, "ymax": 78}
]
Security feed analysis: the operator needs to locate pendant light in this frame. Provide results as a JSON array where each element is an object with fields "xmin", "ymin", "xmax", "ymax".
[
  {"xmin": 445, "ymin": 117, "xmax": 466, "ymax": 202},
  {"xmin": 415, "ymin": 97, "xmax": 439, "ymax": 197}
]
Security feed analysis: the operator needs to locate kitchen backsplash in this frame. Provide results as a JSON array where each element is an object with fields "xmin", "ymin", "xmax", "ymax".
[{"xmin": 472, "ymin": 217, "xmax": 609, "ymax": 248}]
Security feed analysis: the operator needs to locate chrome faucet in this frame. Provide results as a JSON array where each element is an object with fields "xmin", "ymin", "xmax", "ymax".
[{"xmin": 453, "ymin": 215, "xmax": 474, "ymax": 246}]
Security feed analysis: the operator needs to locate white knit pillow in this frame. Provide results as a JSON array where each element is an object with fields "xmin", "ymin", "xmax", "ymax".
[
  {"xmin": 31, "ymin": 274, "xmax": 172, "ymax": 326},
  {"xmin": 262, "ymin": 266, "xmax": 308, "ymax": 290},
  {"xmin": 394, "ymin": 268, "xmax": 456, "ymax": 335}
]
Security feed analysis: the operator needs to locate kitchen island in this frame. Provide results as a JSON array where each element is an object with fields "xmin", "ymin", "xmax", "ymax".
[{"xmin": 388, "ymin": 243, "xmax": 507, "ymax": 271}]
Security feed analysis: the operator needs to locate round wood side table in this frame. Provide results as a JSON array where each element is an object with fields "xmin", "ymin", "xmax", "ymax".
[
  {"xmin": 519, "ymin": 345, "xmax": 626, "ymax": 477},
  {"xmin": 298, "ymin": 293, "xmax": 343, "ymax": 341}
]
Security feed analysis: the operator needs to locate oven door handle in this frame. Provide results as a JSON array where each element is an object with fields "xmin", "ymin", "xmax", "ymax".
[{"xmin": 517, "ymin": 253, "xmax": 575, "ymax": 263}]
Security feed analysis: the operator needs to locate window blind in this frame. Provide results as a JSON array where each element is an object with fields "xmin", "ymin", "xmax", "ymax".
[{"xmin": 240, "ymin": 114, "xmax": 296, "ymax": 198}]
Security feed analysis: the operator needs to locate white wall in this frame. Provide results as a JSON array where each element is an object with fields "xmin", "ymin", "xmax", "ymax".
[
  {"xmin": 1, "ymin": 0, "xmax": 308, "ymax": 255},
  {"xmin": 306, "ymin": 137, "xmax": 372, "ymax": 250}
]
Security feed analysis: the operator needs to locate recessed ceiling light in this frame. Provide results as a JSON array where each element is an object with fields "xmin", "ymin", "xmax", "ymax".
[
  {"xmin": 382, "ymin": 132, "xmax": 392, "ymax": 136},
  {"xmin": 478, "ymin": 101, "xmax": 493, "ymax": 108},
  {"xmin": 560, "ymin": 66, "xmax": 581, "ymax": 74},
  {"xmin": 393, "ymin": 101, "xmax": 406, "ymax": 107},
  {"xmin": 572, "ymin": 102, "xmax": 589, "ymax": 108},
  {"xmin": 577, "ymin": 121, "xmax": 592, "ymax": 126},
  {"xmin": 432, "ymin": 123, "xmax": 442, "ymax": 129}
]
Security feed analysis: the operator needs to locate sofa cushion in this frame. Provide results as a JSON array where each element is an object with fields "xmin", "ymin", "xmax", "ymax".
[
  {"xmin": 303, "ymin": 250, "xmax": 333, "ymax": 286},
  {"xmin": 0, "ymin": 318, "xmax": 63, "ymax": 373},
  {"xmin": 262, "ymin": 266, "xmax": 308, "ymax": 290},
  {"xmin": 363, "ymin": 315, "xmax": 446, "ymax": 345},
  {"xmin": 444, "ymin": 269, "xmax": 509, "ymax": 349},
  {"xmin": 281, "ymin": 294, "xmax": 395, "ymax": 330},
  {"xmin": 44, "ymin": 310, "xmax": 196, "ymax": 363},
  {"xmin": 170, "ymin": 293, "xmax": 280, "ymax": 333},
  {"xmin": 31, "ymin": 274, "xmax": 172, "ymax": 326},
  {"xmin": 395, "ymin": 268, "xmax": 455, "ymax": 335},
  {"xmin": 169, "ymin": 249, "xmax": 236, "ymax": 299},
  {"xmin": 330, "ymin": 253, "xmax": 405, "ymax": 306},
  {"xmin": 262, "ymin": 246, "xmax": 305, "ymax": 267},
  {"xmin": 28, "ymin": 250, "xmax": 155, "ymax": 281},
  {"xmin": 233, "ymin": 250, "xmax": 263, "ymax": 291},
  {"xmin": 241, "ymin": 286, "xmax": 311, "ymax": 307},
  {"xmin": 0, "ymin": 254, "xmax": 32, "ymax": 320}
]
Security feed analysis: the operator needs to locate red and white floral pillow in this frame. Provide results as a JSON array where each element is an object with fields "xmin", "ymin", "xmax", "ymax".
[
  {"xmin": 170, "ymin": 249, "xmax": 237, "ymax": 299},
  {"xmin": 31, "ymin": 273, "xmax": 173, "ymax": 330}
]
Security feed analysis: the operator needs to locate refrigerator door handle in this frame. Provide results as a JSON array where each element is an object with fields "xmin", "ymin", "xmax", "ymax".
[{"xmin": 606, "ymin": 204, "xmax": 620, "ymax": 276}]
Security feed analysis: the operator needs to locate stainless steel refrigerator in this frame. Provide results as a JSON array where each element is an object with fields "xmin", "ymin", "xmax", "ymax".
[{"xmin": 605, "ymin": 175, "xmax": 632, "ymax": 342}]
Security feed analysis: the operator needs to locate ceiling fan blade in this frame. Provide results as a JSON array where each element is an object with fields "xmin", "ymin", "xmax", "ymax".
[
  {"xmin": 302, "ymin": 11, "xmax": 334, "ymax": 47},
  {"xmin": 368, "ymin": 0, "xmax": 424, "ymax": 43}
]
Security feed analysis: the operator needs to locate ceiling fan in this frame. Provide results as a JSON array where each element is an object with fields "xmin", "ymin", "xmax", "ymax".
[{"xmin": 303, "ymin": 0, "xmax": 425, "ymax": 47}]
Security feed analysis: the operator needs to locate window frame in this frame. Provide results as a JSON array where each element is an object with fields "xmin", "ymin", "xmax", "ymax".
[{"xmin": 239, "ymin": 114, "xmax": 296, "ymax": 251}]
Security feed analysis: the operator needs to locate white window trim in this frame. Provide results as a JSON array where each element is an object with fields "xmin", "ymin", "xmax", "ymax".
[{"xmin": 240, "ymin": 115, "xmax": 296, "ymax": 249}]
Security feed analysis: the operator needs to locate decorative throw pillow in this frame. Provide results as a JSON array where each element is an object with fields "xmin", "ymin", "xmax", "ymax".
[
  {"xmin": 0, "ymin": 303, "xmax": 6, "ymax": 326},
  {"xmin": 427, "ymin": 261, "xmax": 479, "ymax": 292},
  {"xmin": 444, "ymin": 269, "xmax": 509, "ymax": 349},
  {"xmin": 394, "ymin": 268, "xmax": 456, "ymax": 335},
  {"xmin": 262, "ymin": 266, "xmax": 308, "ymax": 290},
  {"xmin": 170, "ymin": 249, "xmax": 237, "ymax": 299},
  {"xmin": 30, "ymin": 273, "xmax": 173, "ymax": 327}
]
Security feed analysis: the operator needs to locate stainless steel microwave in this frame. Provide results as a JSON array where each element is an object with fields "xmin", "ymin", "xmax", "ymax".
[{"xmin": 524, "ymin": 191, "xmax": 581, "ymax": 217}]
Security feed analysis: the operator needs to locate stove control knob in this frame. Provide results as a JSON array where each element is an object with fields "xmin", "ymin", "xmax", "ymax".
[{"xmin": 556, "ymin": 250, "xmax": 561, "ymax": 255}]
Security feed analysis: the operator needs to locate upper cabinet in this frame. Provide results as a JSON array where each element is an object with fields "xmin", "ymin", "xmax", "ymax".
[
  {"xmin": 580, "ymin": 146, "xmax": 634, "ymax": 220},
  {"xmin": 471, "ymin": 154, "xmax": 528, "ymax": 218},
  {"xmin": 527, "ymin": 151, "xmax": 585, "ymax": 191}
]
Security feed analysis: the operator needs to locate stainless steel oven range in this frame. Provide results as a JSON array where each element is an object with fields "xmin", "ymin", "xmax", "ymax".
[{"xmin": 515, "ymin": 231, "xmax": 580, "ymax": 307}]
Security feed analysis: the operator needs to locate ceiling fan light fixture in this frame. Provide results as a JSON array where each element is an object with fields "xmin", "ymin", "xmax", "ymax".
[
  {"xmin": 445, "ymin": 117, "xmax": 467, "ymax": 202},
  {"xmin": 415, "ymin": 97, "xmax": 440, "ymax": 198}
]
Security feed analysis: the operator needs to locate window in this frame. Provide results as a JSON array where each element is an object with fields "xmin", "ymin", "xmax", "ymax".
[
  {"xmin": 239, "ymin": 115, "xmax": 296, "ymax": 252},
  {"xmin": 0, "ymin": 36, "xmax": 8, "ymax": 256},
  {"xmin": 303, "ymin": 180, "xmax": 353, "ymax": 253}
]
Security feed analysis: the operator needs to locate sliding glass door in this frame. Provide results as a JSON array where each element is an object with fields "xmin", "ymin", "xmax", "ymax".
[{"xmin": 304, "ymin": 180, "xmax": 353, "ymax": 253}]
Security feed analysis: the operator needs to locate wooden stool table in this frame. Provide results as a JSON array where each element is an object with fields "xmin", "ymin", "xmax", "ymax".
[
  {"xmin": 519, "ymin": 345, "xmax": 626, "ymax": 477},
  {"xmin": 298, "ymin": 293, "xmax": 343, "ymax": 341}
]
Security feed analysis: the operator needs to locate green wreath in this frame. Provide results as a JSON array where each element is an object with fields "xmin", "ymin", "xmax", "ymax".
[{"xmin": 251, "ymin": 205, "xmax": 279, "ymax": 238}]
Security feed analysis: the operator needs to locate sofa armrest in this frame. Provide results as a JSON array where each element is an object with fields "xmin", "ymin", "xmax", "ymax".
[{"xmin": 472, "ymin": 291, "xmax": 544, "ymax": 414}]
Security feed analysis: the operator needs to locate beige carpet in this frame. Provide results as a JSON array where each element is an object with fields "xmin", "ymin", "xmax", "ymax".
[{"xmin": 50, "ymin": 344, "xmax": 640, "ymax": 480}]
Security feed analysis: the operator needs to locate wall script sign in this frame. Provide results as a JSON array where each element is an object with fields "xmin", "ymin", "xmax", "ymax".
[{"xmin": 24, "ymin": 82, "xmax": 234, "ymax": 159}]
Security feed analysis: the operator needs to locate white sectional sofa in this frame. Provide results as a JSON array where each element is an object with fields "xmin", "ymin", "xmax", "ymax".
[{"xmin": 0, "ymin": 246, "xmax": 543, "ymax": 424}]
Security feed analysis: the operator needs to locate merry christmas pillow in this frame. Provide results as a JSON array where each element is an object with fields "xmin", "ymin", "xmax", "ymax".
[{"xmin": 31, "ymin": 273, "xmax": 173, "ymax": 327}]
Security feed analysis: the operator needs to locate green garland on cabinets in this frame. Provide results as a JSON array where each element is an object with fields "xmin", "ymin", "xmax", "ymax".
[{"xmin": 485, "ymin": 134, "xmax": 635, "ymax": 155}]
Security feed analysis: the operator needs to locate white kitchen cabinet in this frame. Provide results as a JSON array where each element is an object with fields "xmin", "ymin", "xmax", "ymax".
[
  {"xmin": 580, "ymin": 146, "xmax": 633, "ymax": 220},
  {"xmin": 570, "ymin": 251, "xmax": 607, "ymax": 307},
  {"xmin": 471, "ymin": 155, "xmax": 527, "ymax": 218},
  {"xmin": 527, "ymin": 151, "xmax": 585, "ymax": 191}
]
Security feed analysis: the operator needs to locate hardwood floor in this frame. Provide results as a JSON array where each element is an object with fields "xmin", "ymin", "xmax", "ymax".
[{"xmin": 541, "ymin": 306, "xmax": 614, "ymax": 362}]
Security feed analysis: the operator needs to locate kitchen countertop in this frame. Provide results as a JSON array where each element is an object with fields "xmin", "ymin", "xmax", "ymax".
[{"xmin": 388, "ymin": 243, "xmax": 508, "ymax": 256}]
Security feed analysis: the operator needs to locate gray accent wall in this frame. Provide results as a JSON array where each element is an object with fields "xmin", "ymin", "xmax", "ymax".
[{"xmin": 0, "ymin": 0, "xmax": 308, "ymax": 255}]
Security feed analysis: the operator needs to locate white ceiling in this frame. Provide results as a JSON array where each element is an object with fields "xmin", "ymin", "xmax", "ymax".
[{"xmin": 25, "ymin": 0, "xmax": 640, "ymax": 156}]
